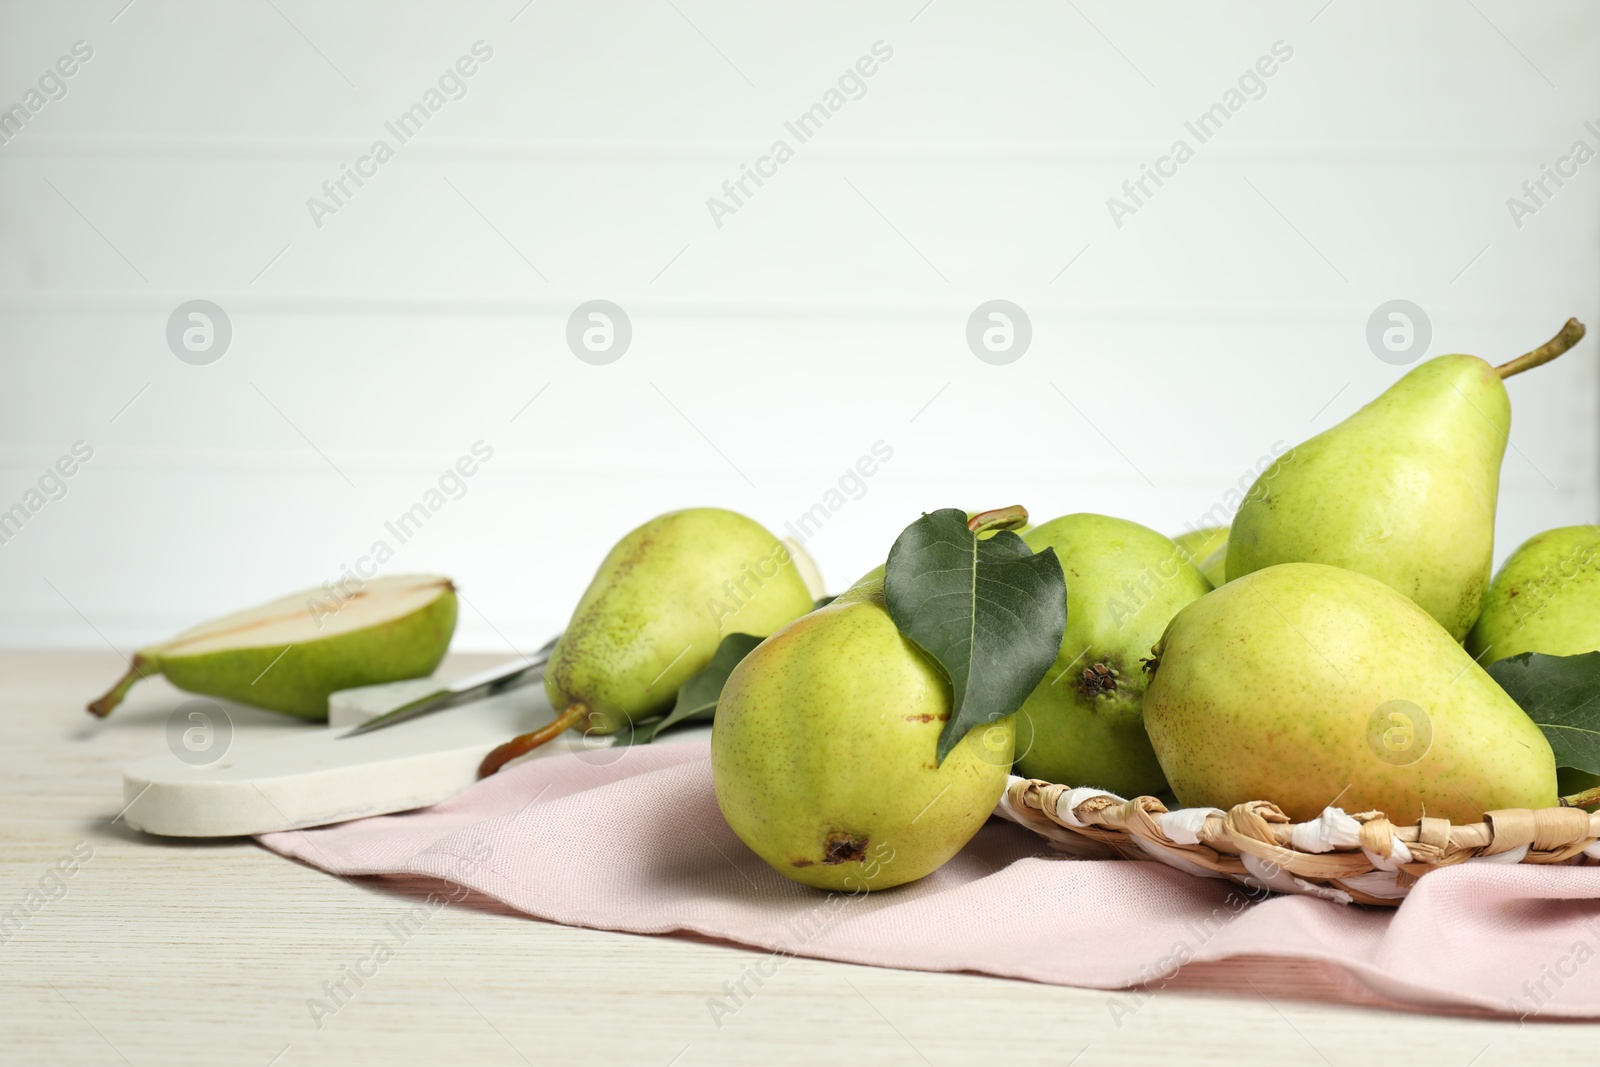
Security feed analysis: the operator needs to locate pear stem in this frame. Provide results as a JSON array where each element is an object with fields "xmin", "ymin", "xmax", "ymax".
[
  {"xmin": 968, "ymin": 505, "xmax": 1030, "ymax": 537},
  {"xmin": 478, "ymin": 702, "xmax": 590, "ymax": 777},
  {"xmin": 86, "ymin": 655, "xmax": 151, "ymax": 718},
  {"xmin": 1494, "ymin": 317, "xmax": 1586, "ymax": 379},
  {"xmin": 1561, "ymin": 784, "xmax": 1600, "ymax": 809}
]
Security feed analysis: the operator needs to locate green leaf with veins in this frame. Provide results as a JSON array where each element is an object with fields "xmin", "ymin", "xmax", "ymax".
[
  {"xmin": 1486, "ymin": 650, "xmax": 1600, "ymax": 774},
  {"xmin": 883, "ymin": 508, "xmax": 1066, "ymax": 763}
]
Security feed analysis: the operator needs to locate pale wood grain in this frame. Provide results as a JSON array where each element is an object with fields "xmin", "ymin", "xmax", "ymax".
[{"xmin": 2, "ymin": 650, "xmax": 1594, "ymax": 1066}]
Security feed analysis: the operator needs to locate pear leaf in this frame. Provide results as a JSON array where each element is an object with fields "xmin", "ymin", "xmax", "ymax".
[
  {"xmin": 620, "ymin": 632, "xmax": 765, "ymax": 745},
  {"xmin": 884, "ymin": 508, "xmax": 1067, "ymax": 763},
  {"xmin": 1486, "ymin": 651, "xmax": 1600, "ymax": 774}
]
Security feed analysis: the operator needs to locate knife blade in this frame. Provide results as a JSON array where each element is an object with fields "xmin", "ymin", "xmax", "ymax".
[{"xmin": 338, "ymin": 634, "xmax": 561, "ymax": 738}]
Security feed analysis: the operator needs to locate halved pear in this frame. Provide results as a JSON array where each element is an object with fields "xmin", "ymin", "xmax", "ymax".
[{"xmin": 88, "ymin": 575, "xmax": 458, "ymax": 720}]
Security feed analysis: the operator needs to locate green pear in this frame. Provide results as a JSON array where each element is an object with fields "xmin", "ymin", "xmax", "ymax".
[
  {"xmin": 1013, "ymin": 515, "xmax": 1210, "ymax": 796},
  {"xmin": 88, "ymin": 574, "xmax": 457, "ymax": 720},
  {"xmin": 481, "ymin": 509, "xmax": 818, "ymax": 774},
  {"xmin": 1467, "ymin": 526, "xmax": 1600, "ymax": 663},
  {"xmin": 1466, "ymin": 525, "xmax": 1600, "ymax": 796},
  {"xmin": 1145, "ymin": 562, "xmax": 1558, "ymax": 824},
  {"xmin": 1173, "ymin": 526, "xmax": 1228, "ymax": 588},
  {"xmin": 1198, "ymin": 543, "xmax": 1228, "ymax": 588},
  {"xmin": 712, "ymin": 574, "xmax": 1014, "ymax": 891},
  {"xmin": 1227, "ymin": 320, "xmax": 1586, "ymax": 640}
]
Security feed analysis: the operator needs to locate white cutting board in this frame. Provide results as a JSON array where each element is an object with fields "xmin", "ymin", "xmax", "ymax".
[{"xmin": 120, "ymin": 678, "xmax": 708, "ymax": 838}]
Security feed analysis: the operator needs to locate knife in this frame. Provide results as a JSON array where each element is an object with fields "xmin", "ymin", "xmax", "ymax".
[{"xmin": 338, "ymin": 634, "xmax": 561, "ymax": 738}]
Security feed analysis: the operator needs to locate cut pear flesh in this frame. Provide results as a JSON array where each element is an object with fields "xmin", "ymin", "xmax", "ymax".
[
  {"xmin": 158, "ymin": 577, "xmax": 451, "ymax": 655},
  {"xmin": 88, "ymin": 575, "xmax": 458, "ymax": 721}
]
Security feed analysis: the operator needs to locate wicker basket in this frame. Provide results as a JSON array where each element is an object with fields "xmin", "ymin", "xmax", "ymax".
[{"xmin": 997, "ymin": 777, "xmax": 1600, "ymax": 906}]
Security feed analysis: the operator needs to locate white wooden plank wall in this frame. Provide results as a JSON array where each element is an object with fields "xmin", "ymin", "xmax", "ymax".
[{"xmin": 0, "ymin": 0, "xmax": 1596, "ymax": 650}]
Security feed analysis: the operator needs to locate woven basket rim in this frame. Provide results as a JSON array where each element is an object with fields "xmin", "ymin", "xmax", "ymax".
[{"xmin": 999, "ymin": 777, "xmax": 1600, "ymax": 907}]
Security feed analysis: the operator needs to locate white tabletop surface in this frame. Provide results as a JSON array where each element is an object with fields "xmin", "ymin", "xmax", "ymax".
[{"xmin": 4, "ymin": 650, "xmax": 1595, "ymax": 1065}]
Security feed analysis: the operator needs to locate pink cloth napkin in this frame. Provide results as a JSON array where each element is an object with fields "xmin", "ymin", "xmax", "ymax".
[{"xmin": 258, "ymin": 742, "xmax": 1600, "ymax": 1019}]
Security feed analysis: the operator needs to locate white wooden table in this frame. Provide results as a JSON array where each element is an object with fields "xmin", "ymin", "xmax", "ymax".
[{"xmin": 3, "ymin": 650, "xmax": 1594, "ymax": 1065}]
